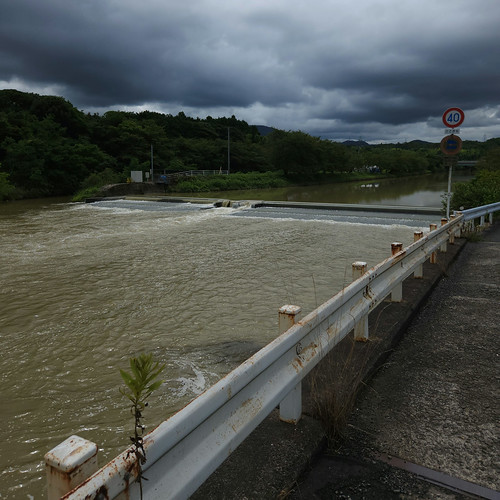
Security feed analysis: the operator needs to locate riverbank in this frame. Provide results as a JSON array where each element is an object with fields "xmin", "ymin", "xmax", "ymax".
[
  {"xmin": 77, "ymin": 171, "xmax": 467, "ymax": 209},
  {"xmin": 193, "ymin": 225, "xmax": 498, "ymax": 498}
]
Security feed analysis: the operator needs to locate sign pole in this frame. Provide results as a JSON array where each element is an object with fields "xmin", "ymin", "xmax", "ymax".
[
  {"xmin": 441, "ymin": 108, "xmax": 465, "ymax": 218},
  {"xmin": 445, "ymin": 157, "xmax": 455, "ymax": 219}
]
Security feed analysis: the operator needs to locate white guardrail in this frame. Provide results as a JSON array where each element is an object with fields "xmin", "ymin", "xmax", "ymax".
[
  {"xmin": 45, "ymin": 203, "xmax": 499, "ymax": 500},
  {"xmin": 461, "ymin": 201, "xmax": 500, "ymax": 222}
]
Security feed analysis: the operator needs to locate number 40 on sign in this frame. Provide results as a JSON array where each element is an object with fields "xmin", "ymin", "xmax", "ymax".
[{"xmin": 442, "ymin": 107, "xmax": 465, "ymax": 128}]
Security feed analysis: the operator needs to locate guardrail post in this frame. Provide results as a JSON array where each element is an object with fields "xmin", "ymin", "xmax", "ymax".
[
  {"xmin": 449, "ymin": 215, "xmax": 456, "ymax": 244},
  {"xmin": 278, "ymin": 305, "xmax": 302, "ymax": 424},
  {"xmin": 278, "ymin": 304, "xmax": 301, "ymax": 334},
  {"xmin": 488, "ymin": 212, "xmax": 493, "ymax": 225},
  {"xmin": 430, "ymin": 224, "xmax": 438, "ymax": 263},
  {"xmin": 463, "ymin": 218, "xmax": 473, "ymax": 233},
  {"xmin": 352, "ymin": 262, "xmax": 369, "ymax": 341},
  {"xmin": 390, "ymin": 243, "xmax": 403, "ymax": 302},
  {"xmin": 413, "ymin": 231, "xmax": 424, "ymax": 278},
  {"xmin": 454, "ymin": 211, "xmax": 464, "ymax": 236},
  {"xmin": 440, "ymin": 218, "xmax": 448, "ymax": 252},
  {"xmin": 480, "ymin": 214, "xmax": 485, "ymax": 226},
  {"xmin": 45, "ymin": 435, "xmax": 98, "ymax": 500}
]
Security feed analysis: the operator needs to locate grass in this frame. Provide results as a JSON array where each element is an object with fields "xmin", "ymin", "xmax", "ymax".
[
  {"xmin": 71, "ymin": 186, "xmax": 102, "ymax": 202},
  {"xmin": 462, "ymin": 229, "xmax": 484, "ymax": 242},
  {"xmin": 308, "ymin": 333, "xmax": 376, "ymax": 444},
  {"xmin": 165, "ymin": 170, "xmax": 394, "ymax": 194},
  {"xmin": 168, "ymin": 171, "xmax": 290, "ymax": 193}
]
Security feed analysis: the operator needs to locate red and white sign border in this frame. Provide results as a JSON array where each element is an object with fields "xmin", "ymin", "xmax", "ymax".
[{"xmin": 442, "ymin": 107, "xmax": 465, "ymax": 128}]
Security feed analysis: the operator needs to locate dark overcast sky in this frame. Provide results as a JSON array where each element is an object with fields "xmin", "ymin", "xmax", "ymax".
[{"xmin": 1, "ymin": 0, "xmax": 499, "ymax": 143}]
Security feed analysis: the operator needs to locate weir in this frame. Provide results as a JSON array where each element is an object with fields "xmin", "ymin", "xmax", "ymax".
[
  {"xmin": 92, "ymin": 194, "xmax": 443, "ymax": 216},
  {"xmin": 45, "ymin": 201, "xmax": 499, "ymax": 499},
  {"xmin": 252, "ymin": 200, "xmax": 442, "ymax": 215}
]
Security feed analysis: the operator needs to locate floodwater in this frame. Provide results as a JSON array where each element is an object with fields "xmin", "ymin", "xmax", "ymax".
[{"xmin": 0, "ymin": 174, "xmax": 464, "ymax": 497}]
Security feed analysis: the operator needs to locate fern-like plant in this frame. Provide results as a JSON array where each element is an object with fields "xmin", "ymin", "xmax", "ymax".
[{"xmin": 120, "ymin": 353, "xmax": 165, "ymax": 498}]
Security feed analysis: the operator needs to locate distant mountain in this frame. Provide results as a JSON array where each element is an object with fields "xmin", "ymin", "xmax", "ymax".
[
  {"xmin": 405, "ymin": 139, "xmax": 435, "ymax": 147},
  {"xmin": 255, "ymin": 125, "xmax": 275, "ymax": 136},
  {"xmin": 342, "ymin": 140, "xmax": 369, "ymax": 147}
]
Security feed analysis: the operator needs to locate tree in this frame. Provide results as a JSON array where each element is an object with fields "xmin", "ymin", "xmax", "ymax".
[
  {"xmin": 0, "ymin": 170, "xmax": 16, "ymax": 200},
  {"xmin": 476, "ymin": 147, "xmax": 500, "ymax": 172},
  {"xmin": 267, "ymin": 130, "xmax": 323, "ymax": 177},
  {"xmin": 451, "ymin": 169, "xmax": 500, "ymax": 210}
]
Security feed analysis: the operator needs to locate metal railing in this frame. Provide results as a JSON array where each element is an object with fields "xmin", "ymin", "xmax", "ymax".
[
  {"xmin": 45, "ymin": 203, "xmax": 499, "ymax": 500},
  {"xmin": 460, "ymin": 201, "xmax": 500, "ymax": 222}
]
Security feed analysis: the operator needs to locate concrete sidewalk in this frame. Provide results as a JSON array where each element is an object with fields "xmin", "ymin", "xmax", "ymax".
[
  {"xmin": 290, "ymin": 223, "xmax": 499, "ymax": 499},
  {"xmin": 193, "ymin": 223, "xmax": 500, "ymax": 499}
]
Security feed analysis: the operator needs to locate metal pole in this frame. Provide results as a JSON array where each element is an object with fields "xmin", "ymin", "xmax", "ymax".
[
  {"xmin": 151, "ymin": 144, "xmax": 154, "ymax": 182},
  {"xmin": 390, "ymin": 243, "xmax": 403, "ymax": 302},
  {"xmin": 413, "ymin": 231, "xmax": 424, "ymax": 278},
  {"xmin": 278, "ymin": 305, "xmax": 302, "ymax": 423},
  {"xmin": 429, "ymin": 224, "xmax": 438, "ymax": 264},
  {"xmin": 352, "ymin": 262, "xmax": 368, "ymax": 341},
  {"xmin": 446, "ymin": 158, "xmax": 452, "ymax": 219}
]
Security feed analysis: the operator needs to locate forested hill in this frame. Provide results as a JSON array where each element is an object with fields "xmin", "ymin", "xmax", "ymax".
[
  {"xmin": 1, "ymin": 89, "xmax": 498, "ymax": 200},
  {"xmin": 0, "ymin": 89, "xmax": 265, "ymax": 198}
]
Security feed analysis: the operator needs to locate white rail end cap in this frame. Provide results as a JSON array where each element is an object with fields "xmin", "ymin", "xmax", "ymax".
[
  {"xmin": 279, "ymin": 305, "xmax": 302, "ymax": 315},
  {"xmin": 352, "ymin": 261, "xmax": 367, "ymax": 269},
  {"xmin": 44, "ymin": 435, "xmax": 98, "ymax": 472}
]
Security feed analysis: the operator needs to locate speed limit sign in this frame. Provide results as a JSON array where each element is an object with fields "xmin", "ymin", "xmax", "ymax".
[{"xmin": 442, "ymin": 108, "xmax": 465, "ymax": 128}]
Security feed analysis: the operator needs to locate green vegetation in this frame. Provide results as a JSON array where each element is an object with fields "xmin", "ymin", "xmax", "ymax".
[
  {"xmin": 71, "ymin": 167, "xmax": 124, "ymax": 201},
  {"xmin": 71, "ymin": 186, "xmax": 103, "ymax": 202},
  {"xmin": 0, "ymin": 170, "xmax": 16, "ymax": 200},
  {"xmin": 172, "ymin": 171, "xmax": 290, "ymax": 193},
  {"xmin": 120, "ymin": 353, "xmax": 165, "ymax": 498},
  {"xmin": 451, "ymin": 169, "xmax": 500, "ymax": 211},
  {"xmin": 1, "ymin": 89, "xmax": 499, "ymax": 201}
]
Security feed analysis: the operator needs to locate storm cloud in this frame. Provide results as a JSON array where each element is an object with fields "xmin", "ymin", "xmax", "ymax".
[{"xmin": 1, "ymin": 0, "xmax": 499, "ymax": 142}]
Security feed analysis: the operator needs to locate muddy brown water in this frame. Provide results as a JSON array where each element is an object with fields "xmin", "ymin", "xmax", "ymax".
[{"xmin": 0, "ymin": 175, "xmax": 465, "ymax": 497}]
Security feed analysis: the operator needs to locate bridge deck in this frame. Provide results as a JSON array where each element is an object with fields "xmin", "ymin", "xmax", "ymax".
[
  {"xmin": 291, "ymin": 222, "xmax": 499, "ymax": 498},
  {"xmin": 193, "ymin": 223, "xmax": 499, "ymax": 499}
]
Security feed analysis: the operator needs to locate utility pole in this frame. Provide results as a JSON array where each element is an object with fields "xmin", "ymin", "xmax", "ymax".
[{"xmin": 150, "ymin": 144, "xmax": 154, "ymax": 182}]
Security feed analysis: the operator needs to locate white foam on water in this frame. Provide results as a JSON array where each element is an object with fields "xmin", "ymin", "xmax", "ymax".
[
  {"xmin": 87, "ymin": 199, "xmax": 216, "ymax": 213},
  {"xmin": 228, "ymin": 210, "xmax": 428, "ymax": 231},
  {"xmin": 172, "ymin": 362, "xmax": 217, "ymax": 397}
]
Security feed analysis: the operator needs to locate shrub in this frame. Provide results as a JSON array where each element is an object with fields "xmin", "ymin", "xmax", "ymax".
[
  {"xmin": 451, "ymin": 169, "xmax": 500, "ymax": 211},
  {"xmin": 81, "ymin": 167, "xmax": 124, "ymax": 189},
  {"xmin": 0, "ymin": 172, "xmax": 17, "ymax": 201},
  {"xmin": 120, "ymin": 354, "xmax": 165, "ymax": 498},
  {"xmin": 170, "ymin": 171, "xmax": 289, "ymax": 193},
  {"xmin": 71, "ymin": 186, "xmax": 102, "ymax": 202}
]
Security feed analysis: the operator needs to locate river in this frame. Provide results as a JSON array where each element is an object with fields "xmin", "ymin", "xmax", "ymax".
[
  {"xmin": 175, "ymin": 171, "xmax": 472, "ymax": 206},
  {"xmin": 0, "ymin": 174, "xmax": 468, "ymax": 497}
]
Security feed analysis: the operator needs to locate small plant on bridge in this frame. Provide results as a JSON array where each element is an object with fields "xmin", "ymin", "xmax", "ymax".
[
  {"xmin": 120, "ymin": 353, "xmax": 165, "ymax": 498},
  {"xmin": 310, "ymin": 335, "xmax": 374, "ymax": 444}
]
